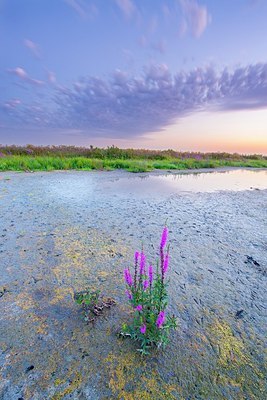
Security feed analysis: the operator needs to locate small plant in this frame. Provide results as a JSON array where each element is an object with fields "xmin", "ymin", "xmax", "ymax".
[
  {"xmin": 121, "ymin": 227, "xmax": 177, "ymax": 354},
  {"xmin": 74, "ymin": 289, "xmax": 116, "ymax": 323}
]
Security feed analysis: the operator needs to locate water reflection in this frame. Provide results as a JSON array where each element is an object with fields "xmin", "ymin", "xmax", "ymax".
[{"xmin": 105, "ymin": 169, "xmax": 267, "ymax": 196}]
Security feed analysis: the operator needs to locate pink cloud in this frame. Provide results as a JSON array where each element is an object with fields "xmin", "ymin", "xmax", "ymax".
[
  {"xmin": 9, "ymin": 67, "xmax": 28, "ymax": 79},
  {"xmin": 4, "ymin": 99, "xmax": 21, "ymax": 109},
  {"xmin": 179, "ymin": 0, "xmax": 211, "ymax": 38},
  {"xmin": 8, "ymin": 67, "xmax": 45, "ymax": 86},
  {"xmin": 47, "ymin": 71, "xmax": 56, "ymax": 84},
  {"xmin": 24, "ymin": 39, "xmax": 41, "ymax": 58},
  {"xmin": 64, "ymin": 0, "xmax": 98, "ymax": 19}
]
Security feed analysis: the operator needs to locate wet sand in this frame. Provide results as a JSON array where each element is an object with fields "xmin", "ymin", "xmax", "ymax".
[{"xmin": 0, "ymin": 169, "xmax": 267, "ymax": 399}]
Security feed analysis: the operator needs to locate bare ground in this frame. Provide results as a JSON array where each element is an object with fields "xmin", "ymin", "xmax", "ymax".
[{"xmin": 0, "ymin": 170, "xmax": 266, "ymax": 399}]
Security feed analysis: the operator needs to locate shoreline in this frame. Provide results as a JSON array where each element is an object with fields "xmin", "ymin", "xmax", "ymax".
[{"xmin": 1, "ymin": 165, "xmax": 267, "ymax": 176}]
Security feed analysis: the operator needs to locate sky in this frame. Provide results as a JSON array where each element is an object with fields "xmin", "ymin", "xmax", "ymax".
[{"xmin": 0, "ymin": 0, "xmax": 267, "ymax": 154}]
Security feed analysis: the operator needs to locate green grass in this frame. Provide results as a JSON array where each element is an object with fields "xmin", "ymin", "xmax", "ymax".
[{"xmin": 0, "ymin": 155, "xmax": 267, "ymax": 173}]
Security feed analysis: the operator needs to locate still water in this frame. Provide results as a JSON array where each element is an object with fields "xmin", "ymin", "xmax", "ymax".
[{"xmin": 103, "ymin": 169, "xmax": 267, "ymax": 196}]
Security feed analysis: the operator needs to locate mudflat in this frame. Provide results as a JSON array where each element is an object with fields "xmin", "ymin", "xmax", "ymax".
[{"xmin": 0, "ymin": 170, "xmax": 266, "ymax": 399}]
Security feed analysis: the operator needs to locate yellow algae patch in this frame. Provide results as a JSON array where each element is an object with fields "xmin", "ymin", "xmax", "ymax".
[
  {"xmin": 16, "ymin": 291, "xmax": 36, "ymax": 310},
  {"xmin": 50, "ymin": 287, "xmax": 74, "ymax": 305},
  {"xmin": 52, "ymin": 226, "xmax": 129, "ymax": 289},
  {"xmin": 105, "ymin": 352, "xmax": 180, "ymax": 400},
  {"xmin": 53, "ymin": 228, "xmax": 96, "ymax": 275},
  {"xmin": 52, "ymin": 227, "xmax": 96, "ymax": 284},
  {"xmin": 98, "ymin": 270, "xmax": 109, "ymax": 278},
  {"xmin": 51, "ymin": 372, "xmax": 82, "ymax": 400},
  {"xmin": 41, "ymin": 351, "xmax": 63, "ymax": 383},
  {"xmin": 36, "ymin": 321, "xmax": 48, "ymax": 335},
  {"xmin": 105, "ymin": 352, "xmax": 140, "ymax": 396},
  {"xmin": 135, "ymin": 372, "xmax": 180, "ymax": 400},
  {"xmin": 28, "ymin": 313, "xmax": 48, "ymax": 335},
  {"xmin": 208, "ymin": 319, "xmax": 265, "ymax": 399},
  {"xmin": 209, "ymin": 320, "xmax": 249, "ymax": 369},
  {"xmin": 54, "ymin": 378, "xmax": 65, "ymax": 387}
]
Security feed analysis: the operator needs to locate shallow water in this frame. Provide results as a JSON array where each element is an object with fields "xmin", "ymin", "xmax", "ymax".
[
  {"xmin": 43, "ymin": 169, "xmax": 267, "ymax": 205},
  {"xmin": 101, "ymin": 169, "xmax": 267, "ymax": 197}
]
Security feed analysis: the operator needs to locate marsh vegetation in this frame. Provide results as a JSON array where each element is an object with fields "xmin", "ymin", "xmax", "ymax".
[{"xmin": 0, "ymin": 145, "xmax": 266, "ymax": 172}]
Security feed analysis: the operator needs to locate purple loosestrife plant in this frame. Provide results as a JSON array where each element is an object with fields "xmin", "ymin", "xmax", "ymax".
[
  {"xmin": 121, "ymin": 227, "xmax": 177, "ymax": 355},
  {"xmin": 156, "ymin": 311, "xmax": 165, "ymax": 328},
  {"xmin": 139, "ymin": 252, "xmax": 146, "ymax": 275},
  {"xmin": 160, "ymin": 227, "xmax": 168, "ymax": 249},
  {"xmin": 124, "ymin": 269, "xmax": 133, "ymax": 287},
  {"xmin": 125, "ymin": 290, "xmax": 133, "ymax": 300},
  {"xmin": 140, "ymin": 324, "xmax": 146, "ymax": 334},
  {"xmin": 143, "ymin": 280, "xmax": 149, "ymax": 291},
  {"xmin": 134, "ymin": 251, "xmax": 139, "ymax": 288},
  {"xmin": 148, "ymin": 265, "xmax": 153, "ymax": 286},
  {"xmin": 163, "ymin": 254, "xmax": 169, "ymax": 275}
]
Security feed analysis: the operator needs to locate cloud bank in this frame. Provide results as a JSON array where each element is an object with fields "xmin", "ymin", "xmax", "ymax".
[{"xmin": 2, "ymin": 63, "xmax": 267, "ymax": 138}]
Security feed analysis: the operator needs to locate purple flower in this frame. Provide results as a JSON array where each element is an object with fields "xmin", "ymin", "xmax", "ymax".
[
  {"xmin": 124, "ymin": 269, "xmax": 133, "ymax": 286},
  {"xmin": 136, "ymin": 304, "xmax": 142, "ymax": 311},
  {"xmin": 125, "ymin": 290, "xmax": 133, "ymax": 300},
  {"xmin": 148, "ymin": 265, "xmax": 153, "ymax": 285},
  {"xmin": 140, "ymin": 324, "xmax": 146, "ymax": 334},
  {"xmin": 143, "ymin": 280, "xmax": 149, "ymax": 291},
  {"xmin": 134, "ymin": 251, "xmax": 139, "ymax": 289},
  {"xmin": 160, "ymin": 227, "xmax": 168, "ymax": 249},
  {"xmin": 134, "ymin": 251, "xmax": 139, "ymax": 263},
  {"xmin": 163, "ymin": 254, "xmax": 169, "ymax": 274},
  {"xmin": 156, "ymin": 311, "xmax": 165, "ymax": 328},
  {"xmin": 140, "ymin": 252, "xmax": 146, "ymax": 275}
]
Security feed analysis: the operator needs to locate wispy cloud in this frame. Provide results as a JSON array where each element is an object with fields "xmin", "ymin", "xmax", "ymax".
[
  {"xmin": 115, "ymin": 0, "xmax": 136, "ymax": 18},
  {"xmin": 7, "ymin": 67, "xmax": 45, "ymax": 86},
  {"xmin": 24, "ymin": 39, "xmax": 41, "ymax": 58},
  {"xmin": 162, "ymin": 4, "xmax": 172, "ymax": 19},
  {"xmin": 4, "ymin": 99, "xmax": 21, "ymax": 109},
  {"xmin": 178, "ymin": 18, "xmax": 188, "ymax": 38},
  {"xmin": 47, "ymin": 70, "xmax": 57, "ymax": 84},
  {"xmin": 2, "ymin": 63, "xmax": 267, "ymax": 138},
  {"xmin": 64, "ymin": 0, "xmax": 98, "ymax": 19},
  {"xmin": 179, "ymin": 0, "xmax": 211, "ymax": 38},
  {"xmin": 151, "ymin": 39, "xmax": 166, "ymax": 54}
]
